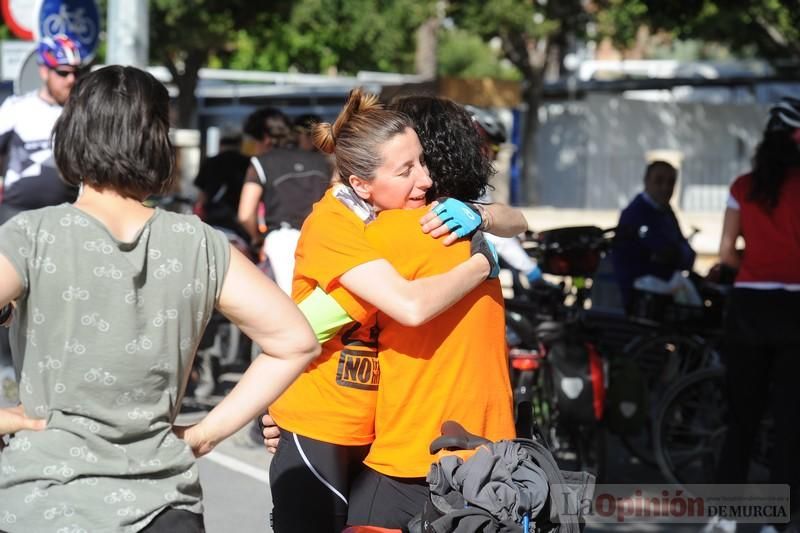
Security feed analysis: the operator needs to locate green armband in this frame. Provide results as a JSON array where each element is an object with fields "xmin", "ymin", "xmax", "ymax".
[{"xmin": 298, "ymin": 286, "xmax": 355, "ymax": 344}]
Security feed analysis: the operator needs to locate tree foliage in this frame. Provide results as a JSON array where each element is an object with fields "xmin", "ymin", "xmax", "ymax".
[
  {"xmin": 437, "ymin": 28, "xmax": 520, "ymax": 80},
  {"xmin": 597, "ymin": 0, "xmax": 800, "ymax": 71},
  {"xmin": 147, "ymin": 1, "xmax": 295, "ymax": 127},
  {"xmin": 447, "ymin": 0, "xmax": 589, "ymax": 204},
  {"xmin": 147, "ymin": 1, "xmax": 435, "ymax": 126},
  {"xmin": 282, "ymin": 0, "xmax": 433, "ymax": 74}
]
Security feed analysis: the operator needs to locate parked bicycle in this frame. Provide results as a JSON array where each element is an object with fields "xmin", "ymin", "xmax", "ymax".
[
  {"xmin": 653, "ymin": 364, "xmax": 773, "ymax": 488},
  {"xmin": 505, "ymin": 225, "xmax": 729, "ymax": 479},
  {"xmin": 506, "ymin": 226, "xmax": 613, "ymax": 478}
]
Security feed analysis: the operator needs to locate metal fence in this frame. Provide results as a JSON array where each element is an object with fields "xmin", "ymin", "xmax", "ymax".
[{"xmin": 532, "ymin": 95, "xmax": 766, "ymax": 213}]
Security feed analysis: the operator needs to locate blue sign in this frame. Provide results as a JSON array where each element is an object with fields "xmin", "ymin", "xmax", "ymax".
[{"xmin": 37, "ymin": 0, "xmax": 100, "ymax": 60}]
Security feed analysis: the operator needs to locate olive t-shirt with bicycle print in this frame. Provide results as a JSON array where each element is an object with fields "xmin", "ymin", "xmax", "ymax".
[{"xmin": 0, "ymin": 204, "xmax": 230, "ymax": 532}]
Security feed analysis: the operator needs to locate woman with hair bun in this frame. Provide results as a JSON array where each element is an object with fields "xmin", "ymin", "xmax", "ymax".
[
  {"xmin": 268, "ymin": 89, "xmax": 520, "ymax": 532},
  {"xmin": 345, "ymin": 95, "xmax": 517, "ymax": 529}
]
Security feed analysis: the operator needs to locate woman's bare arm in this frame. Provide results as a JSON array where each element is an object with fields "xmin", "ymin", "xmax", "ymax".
[
  {"xmin": 480, "ymin": 202, "xmax": 529, "ymax": 237},
  {"xmin": 181, "ymin": 246, "xmax": 320, "ymax": 456},
  {"xmin": 719, "ymin": 207, "xmax": 742, "ymax": 270},
  {"xmin": 339, "ymin": 254, "xmax": 491, "ymax": 327},
  {"xmin": 0, "ymin": 255, "xmax": 23, "ymax": 308},
  {"xmin": 237, "ymin": 167, "xmax": 264, "ymax": 243}
]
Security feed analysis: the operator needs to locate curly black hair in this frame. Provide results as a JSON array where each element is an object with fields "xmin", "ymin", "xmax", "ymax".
[{"xmin": 390, "ymin": 96, "xmax": 493, "ymax": 203}]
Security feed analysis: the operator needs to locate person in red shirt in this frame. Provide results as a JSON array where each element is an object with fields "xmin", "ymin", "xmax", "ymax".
[{"xmin": 717, "ymin": 97, "xmax": 800, "ymax": 528}]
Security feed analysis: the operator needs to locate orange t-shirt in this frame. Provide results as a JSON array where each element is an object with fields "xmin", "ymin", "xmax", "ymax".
[
  {"xmin": 362, "ymin": 208, "xmax": 515, "ymax": 477},
  {"xmin": 269, "ymin": 190, "xmax": 381, "ymax": 445}
]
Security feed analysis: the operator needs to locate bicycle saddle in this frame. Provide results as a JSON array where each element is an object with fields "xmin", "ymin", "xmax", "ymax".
[
  {"xmin": 429, "ymin": 420, "xmax": 491, "ymax": 454},
  {"xmin": 535, "ymin": 320, "xmax": 564, "ymax": 343}
]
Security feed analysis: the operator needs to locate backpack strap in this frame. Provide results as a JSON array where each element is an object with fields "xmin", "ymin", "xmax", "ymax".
[
  {"xmin": 250, "ymin": 156, "xmax": 267, "ymax": 186},
  {"xmin": 514, "ymin": 438, "xmax": 595, "ymax": 533}
]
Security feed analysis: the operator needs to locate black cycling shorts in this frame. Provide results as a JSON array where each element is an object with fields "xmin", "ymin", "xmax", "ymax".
[
  {"xmin": 269, "ymin": 428, "xmax": 369, "ymax": 533},
  {"xmin": 347, "ymin": 466, "xmax": 429, "ymax": 530}
]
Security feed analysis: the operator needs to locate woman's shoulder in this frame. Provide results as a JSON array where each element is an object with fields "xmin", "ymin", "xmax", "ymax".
[
  {"xmin": 4, "ymin": 203, "xmax": 71, "ymax": 229},
  {"xmin": 152, "ymin": 210, "xmax": 228, "ymax": 245},
  {"xmin": 786, "ymin": 167, "xmax": 800, "ymax": 184},
  {"xmin": 154, "ymin": 209, "xmax": 207, "ymax": 231},
  {"xmin": 370, "ymin": 207, "xmax": 426, "ymax": 228},
  {"xmin": 730, "ymin": 173, "xmax": 752, "ymax": 198},
  {"xmin": 305, "ymin": 188, "xmax": 361, "ymax": 228}
]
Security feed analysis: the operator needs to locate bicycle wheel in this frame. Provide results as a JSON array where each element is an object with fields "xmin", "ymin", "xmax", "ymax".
[
  {"xmin": 620, "ymin": 333, "xmax": 712, "ymax": 466},
  {"xmin": 653, "ymin": 367, "xmax": 726, "ymax": 486},
  {"xmin": 530, "ymin": 367, "xmax": 556, "ymax": 449},
  {"xmin": 627, "ymin": 333, "xmax": 710, "ymax": 388},
  {"xmin": 573, "ymin": 423, "xmax": 607, "ymax": 482}
]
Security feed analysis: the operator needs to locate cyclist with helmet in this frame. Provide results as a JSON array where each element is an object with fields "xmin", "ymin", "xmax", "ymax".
[
  {"xmin": 464, "ymin": 105, "xmax": 541, "ymax": 284},
  {"xmin": 0, "ymin": 34, "xmax": 85, "ymax": 221},
  {"xmin": 0, "ymin": 34, "xmax": 86, "ymax": 403},
  {"xmin": 716, "ymin": 97, "xmax": 800, "ymax": 529}
]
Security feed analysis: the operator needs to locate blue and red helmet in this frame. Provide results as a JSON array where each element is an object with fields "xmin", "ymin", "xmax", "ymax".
[{"xmin": 37, "ymin": 34, "xmax": 83, "ymax": 68}]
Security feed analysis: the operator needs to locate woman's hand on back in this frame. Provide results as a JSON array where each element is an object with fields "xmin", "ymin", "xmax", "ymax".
[
  {"xmin": 260, "ymin": 413, "xmax": 280, "ymax": 454},
  {"xmin": 174, "ymin": 424, "xmax": 215, "ymax": 458},
  {"xmin": 419, "ymin": 199, "xmax": 483, "ymax": 246},
  {"xmin": 0, "ymin": 406, "xmax": 46, "ymax": 451}
]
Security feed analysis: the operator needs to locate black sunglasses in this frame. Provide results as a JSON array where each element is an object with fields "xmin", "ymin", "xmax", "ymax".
[{"xmin": 50, "ymin": 67, "xmax": 83, "ymax": 78}]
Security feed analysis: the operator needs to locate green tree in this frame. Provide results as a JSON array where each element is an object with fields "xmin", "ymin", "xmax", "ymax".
[
  {"xmin": 448, "ymin": 0, "xmax": 589, "ymax": 204},
  {"xmin": 6, "ymin": 1, "xmax": 431, "ymax": 127},
  {"xmin": 437, "ymin": 28, "xmax": 521, "ymax": 80},
  {"xmin": 149, "ymin": 1, "xmax": 294, "ymax": 127},
  {"xmin": 274, "ymin": 0, "xmax": 433, "ymax": 74},
  {"xmin": 148, "ymin": 1, "xmax": 433, "ymax": 127},
  {"xmin": 597, "ymin": 0, "xmax": 800, "ymax": 72}
]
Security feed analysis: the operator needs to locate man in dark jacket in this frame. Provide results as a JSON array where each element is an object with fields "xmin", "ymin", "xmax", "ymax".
[{"xmin": 612, "ymin": 160, "xmax": 696, "ymax": 306}]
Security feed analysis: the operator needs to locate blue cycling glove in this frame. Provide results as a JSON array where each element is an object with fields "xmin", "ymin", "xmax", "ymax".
[
  {"xmin": 526, "ymin": 265, "xmax": 543, "ymax": 283},
  {"xmin": 470, "ymin": 231, "xmax": 500, "ymax": 280},
  {"xmin": 432, "ymin": 198, "xmax": 482, "ymax": 238}
]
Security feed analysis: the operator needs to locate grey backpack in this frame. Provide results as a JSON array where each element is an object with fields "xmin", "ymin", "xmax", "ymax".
[{"xmin": 409, "ymin": 421, "xmax": 595, "ymax": 533}]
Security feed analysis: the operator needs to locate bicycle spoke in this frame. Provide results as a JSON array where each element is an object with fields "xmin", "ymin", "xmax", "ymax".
[
  {"xmin": 665, "ymin": 426, "xmax": 720, "ymax": 439},
  {"xmin": 668, "ymin": 446, "xmax": 716, "ymax": 470}
]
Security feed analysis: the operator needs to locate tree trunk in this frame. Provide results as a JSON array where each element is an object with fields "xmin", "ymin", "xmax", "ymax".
[
  {"xmin": 165, "ymin": 50, "xmax": 205, "ymax": 129},
  {"xmin": 520, "ymin": 73, "xmax": 543, "ymax": 206},
  {"xmin": 415, "ymin": 17, "xmax": 439, "ymax": 78}
]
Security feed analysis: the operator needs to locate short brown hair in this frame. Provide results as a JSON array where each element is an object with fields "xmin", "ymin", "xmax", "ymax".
[
  {"xmin": 53, "ymin": 65, "xmax": 174, "ymax": 201},
  {"xmin": 644, "ymin": 160, "xmax": 677, "ymax": 181},
  {"xmin": 313, "ymin": 88, "xmax": 412, "ymax": 184}
]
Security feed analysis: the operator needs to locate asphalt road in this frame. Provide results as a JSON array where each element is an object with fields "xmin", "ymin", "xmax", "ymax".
[
  {"xmin": 198, "ymin": 428, "xmax": 274, "ymax": 533},
  {"xmin": 193, "ymin": 427, "xmax": 714, "ymax": 533}
]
